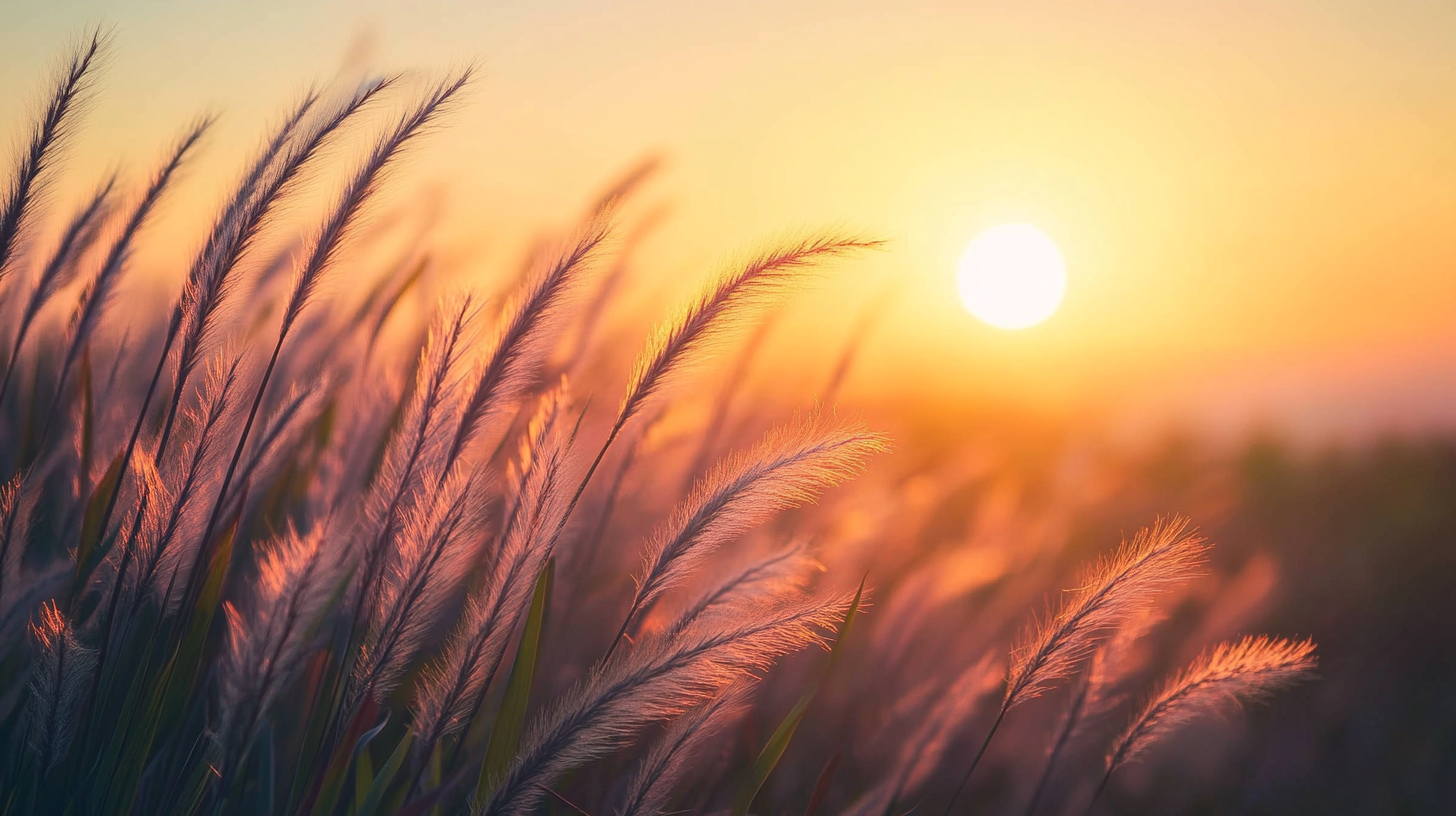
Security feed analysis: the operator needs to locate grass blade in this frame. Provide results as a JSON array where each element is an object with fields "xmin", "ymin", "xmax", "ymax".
[
  {"xmin": 477, "ymin": 558, "xmax": 553, "ymax": 802},
  {"xmin": 732, "ymin": 578, "xmax": 865, "ymax": 816},
  {"xmin": 76, "ymin": 450, "xmax": 125, "ymax": 581},
  {"xmin": 357, "ymin": 730, "xmax": 414, "ymax": 816}
]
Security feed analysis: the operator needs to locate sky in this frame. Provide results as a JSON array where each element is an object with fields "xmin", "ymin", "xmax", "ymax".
[{"xmin": 4, "ymin": 0, "xmax": 1456, "ymax": 443}]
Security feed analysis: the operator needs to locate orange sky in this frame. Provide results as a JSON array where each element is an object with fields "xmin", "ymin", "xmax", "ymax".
[{"xmin": 5, "ymin": 0, "xmax": 1456, "ymax": 442}]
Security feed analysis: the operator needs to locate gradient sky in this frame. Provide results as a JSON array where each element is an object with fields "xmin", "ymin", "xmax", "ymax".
[{"xmin": 5, "ymin": 0, "xmax": 1456, "ymax": 441}]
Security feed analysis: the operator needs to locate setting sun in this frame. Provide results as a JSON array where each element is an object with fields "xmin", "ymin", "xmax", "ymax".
[{"xmin": 956, "ymin": 223, "xmax": 1066, "ymax": 330}]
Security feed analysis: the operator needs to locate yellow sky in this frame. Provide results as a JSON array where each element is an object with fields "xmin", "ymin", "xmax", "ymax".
[{"xmin": 5, "ymin": 0, "xmax": 1456, "ymax": 440}]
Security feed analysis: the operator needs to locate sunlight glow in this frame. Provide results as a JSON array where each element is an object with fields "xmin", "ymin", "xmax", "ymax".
[{"xmin": 957, "ymin": 223, "xmax": 1066, "ymax": 330}]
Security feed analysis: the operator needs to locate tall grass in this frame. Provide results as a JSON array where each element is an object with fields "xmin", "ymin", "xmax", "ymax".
[{"xmin": 0, "ymin": 32, "xmax": 1316, "ymax": 816}]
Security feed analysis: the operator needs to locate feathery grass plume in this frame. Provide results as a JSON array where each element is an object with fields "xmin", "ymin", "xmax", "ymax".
[
  {"xmin": 134, "ymin": 352, "xmax": 245, "ymax": 611},
  {"xmin": 219, "ymin": 525, "xmax": 344, "ymax": 775},
  {"xmin": 223, "ymin": 379, "xmax": 329, "ymax": 514},
  {"xmin": 512, "ymin": 379, "xmax": 573, "ymax": 492},
  {"xmin": 157, "ymin": 79, "xmax": 390, "ymax": 457},
  {"xmin": 442, "ymin": 211, "xmax": 613, "ymax": 475},
  {"xmin": 596, "ymin": 233, "xmax": 867, "ymax": 460},
  {"xmin": 944, "ymin": 518, "xmax": 1208, "ymax": 815},
  {"xmin": 617, "ymin": 234, "xmax": 881, "ymax": 434},
  {"xmin": 666, "ymin": 540, "xmax": 819, "ymax": 636},
  {"xmin": 0, "ymin": 173, "xmax": 116, "ymax": 405},
  {"xmin": 42, "ymin": 116, "xmax": 213, "ymax": 447},
  {"xmin": 1023, "ymin": 610, "xmax": 1165, "ymax": 816},
  {"xmin": 77, "ymin": 94, "xmax": 338, "ymax": 598},
  {"xmin": 1089, "ymin": 635, "xmax": 1317, "ymax": 810},
  {"xmin": 1006, "ymin": 519, "xmax": 1207, "ymax": 711},
  {"xmin": 616, "ymin": 683, "xmax": 749, "ymax": 816},
  {"xmin": 79, "ymin": 450, "xmax": 169, "ymax": 747},
  {"xmin": 26, "ymin": 601, "xmax": 97, "ymax": 770},
  {"xmin": 280, "ymin": 70, "xmax": 472, "ymax": 339},
  {"xmin": 484, "ymin": 378, "xmax": 573, "ymax": 584},
  {"xmin": 0, "ymin": 472, "xmax": 36, "ymax": 627},
  {"xmin": 608, "ymin": 414, "xmax": 886, "ymax": 658},
  {"xmin": 0, "ymin": 29, "xmax": 107, "ymax": 285},
  {"xmin": 179, "ymin": 70, "xmax": 472, "ymax": 619},
  {"xmin": 412, "ymin": 384, "xmax": 573, "ymax": 758},
  {"xmin": 95, "ymin": 450, "xmax": 169, "ymax": 618},
  {"xmin": 351, "ymin": 465, "xmax": 481, "ymax": 709},
  {"xmin": 481, "ymin": 591, "xmax": 853, "ymax": 816},
  {"xmin": 550, "ymin": 234, "xmax": 881, "ymax": 571},
  {"xmin": 355, "ymin": 293, "xmax": 480, "ymax": 630}
]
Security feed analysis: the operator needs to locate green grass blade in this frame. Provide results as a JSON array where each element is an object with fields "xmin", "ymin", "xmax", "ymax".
[
  {"xmin": 355, "ymin": 730, "xmax": 413, "ymax": 816},
  {"xmin": 76, "ymin": 450, "xmax": 125, "ymax": 581},
  {"xmin": 732, "ymin": 578, "xmax": 865, "ymax": 816},
  {"xmin": 306, "ymin": 705, "xmax": 387, "ymax": 816},
  {"xmin": 104, "ymin": 524, "xmax": 238, "ymax": 815},
  {"xmin": 354, "ymin": 736, "xmax": 376, "ymax": 810},
  {"xmin": 477, "ymin": 558, "xmax": 554, "ymax": 802}
]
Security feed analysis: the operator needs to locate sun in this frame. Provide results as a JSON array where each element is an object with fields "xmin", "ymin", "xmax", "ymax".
[{"xmin": 956, "ymin": 223, "xmax": 1066, "ymax": 330}]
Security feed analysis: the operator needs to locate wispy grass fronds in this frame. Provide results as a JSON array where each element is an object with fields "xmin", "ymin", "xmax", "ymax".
[
  {"xmin": 0, "ymin": 173, "xmax": 116, "ymax": 405},
  {"xmin": 95, "ymin": 450, "xmax": 169, "ymax": 624},
  {"xmin": 85, "ymin": 86, "xmax": 355, "ymax": 587},
  {"xmin": 225, "ymin": 378, "xmax": 331, "ymax": 519},
  {"xmin": 667, "ymin": 540, "xmax": 819, "ymax": 636},
  {"xmin": 617, "ymin": 235, "xmax": 881, "ymax": 433},
  {"xmin": 1023, "ymin": 610, "xmax": 1165, "ymax": 816},
  {"xmin": 179, "ymin": 70, "xmax": 471, "ymax": 619},
  {"xmin": 412, "ymin": 383, "xmax": 574, "ymax": 758},
  {"xmin": 281, "ymin": 70, "xmax": 472, "ymax": 339},
  {"xmin": 154, "ymin": 78, "xmax": 390, "ymax": 463},
  {"xmin": 443, "ymin": 212, "xmax": 613, "ymax": 474},
  {"xmin": 1091, "ymin": 635, "xmax": 1317, "ymax": 809},
  {"xmin": 352, "ymin": 466, "xmax": 479, "ymax": 709},
  {"xmin": 610, "ymin": 415, "xmax": 886, "ymax": 657},
  {"xmin": 219, "ymin": 525, "xmax": 345, "ymax": 774},
  {"xmin": 355, "ymin": 293, "xmax": 480, "ymax": 630},
  {"xmin": 547, "ymin": 234, "xmax": 880, "ymax": 563},
  {"xmin": 133, "ymin": 352, "xmax": 245, "ymax": 610},
  {"xmin": 1005, "ymin": 519, "xmax": 1207, "ymax": 712},
  {"xmin": 945, "ymin": 518, "xmax": 1208, "ymax": 815},
  {"xmin": 26, "ymin": 601, "xmax": 96, "ymax": 770},
  {"xmin": 0, "ymin": 472, "xmax": 36, "ymax": 625},
  {"xmin": 0, "ymin": 28, "xmax": 107, "ymax": 284},
  {"xmin": 155, "ymin": 88, "xmax": 318, "ymax": 448},
  {"xmin": 43, "ymin": 115, "xmax": 213, "ymax": 447},
  {"xmin": 482, "ymin": 592, "xmax": 852, "ymax": 816},
  {"xmin": 616, "ymin": 683, "xmax": 749, "ymax": 816},
  {"xmin": 511, "ymin": 379, "xmax": 573, "ymax": 498}
]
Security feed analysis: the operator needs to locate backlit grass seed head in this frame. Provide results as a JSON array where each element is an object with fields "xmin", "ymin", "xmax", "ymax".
[{"xmin": 1005, "ymin": 517, "xmax": 1209, "ymax": 711}]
